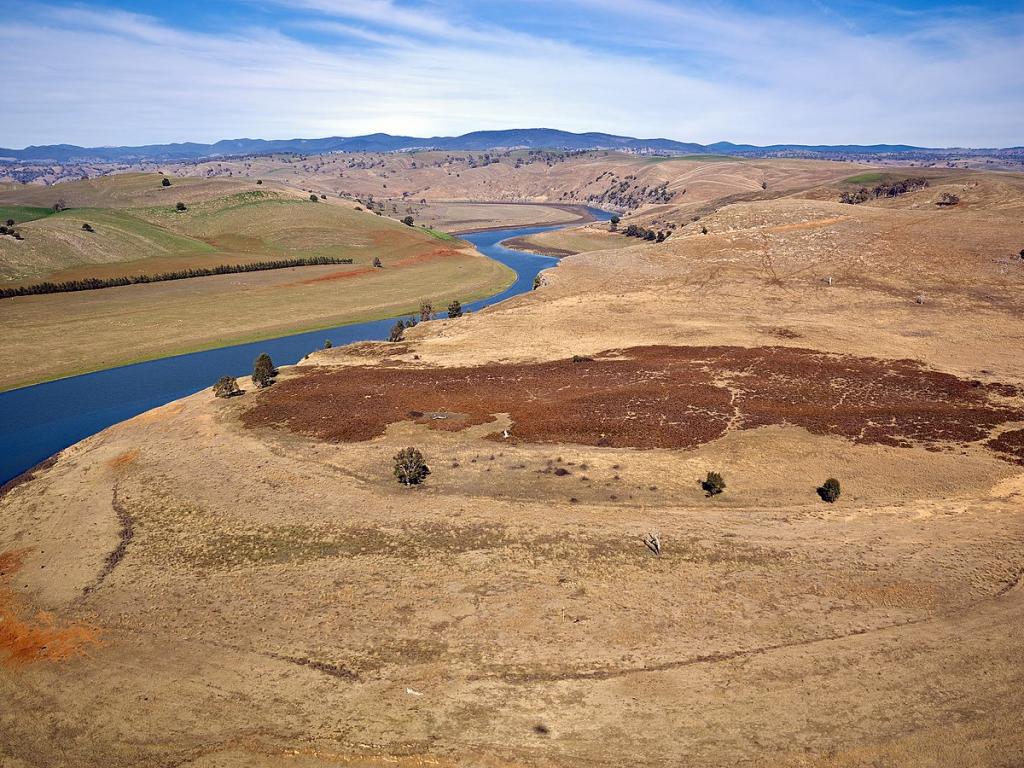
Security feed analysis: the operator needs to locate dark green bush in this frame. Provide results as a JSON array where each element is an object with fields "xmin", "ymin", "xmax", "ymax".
[
  {"xmin": 252, "ymin": 353, "xmax": 276, "ymax": 388},
  {"xmin": 818, "ymin": 478, "xmax": 841, "ymax": 503},
  {"xmin": 447, "ymin": 300, "xmax": 462, "ymax": 318},
  {"xmin": 394, "ymin": 447, "xmax": 430, "ymax": 486},
  {"xmin": 701, "ymin": 471, "xmax": 725, "ymax": 496},
  {"xmin": 212, "ymin": 375, "xmax": 242, "ymax": 398}
]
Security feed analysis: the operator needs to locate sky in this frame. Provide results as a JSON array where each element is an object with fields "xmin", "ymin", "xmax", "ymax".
[{"xmin": 0, "ymin": 0, "xmax": 1021, "ymax": 149}]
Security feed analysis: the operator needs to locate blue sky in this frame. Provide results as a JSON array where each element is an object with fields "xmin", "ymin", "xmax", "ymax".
[{"xmin": 0, "ymin": 0, "xmax": 1021, "ymax": 148}]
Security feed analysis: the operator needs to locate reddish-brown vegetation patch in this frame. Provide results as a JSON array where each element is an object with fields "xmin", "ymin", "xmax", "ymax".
[
  {"xmin": 0, "ymin": 549, "xmax": 100, "ymax": 666},
  {"xmin": 242, "ymin": 346, "xmax": 1023, "ymax": 456},
  {"xmin": 988, "ymin": 428, "xmax": 1024, "ymax": 465}
]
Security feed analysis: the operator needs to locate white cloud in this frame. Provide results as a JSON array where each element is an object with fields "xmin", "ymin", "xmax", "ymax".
[{"xmin": 0, "ymin": 1, "xmax": 1020, "ymax": 147}]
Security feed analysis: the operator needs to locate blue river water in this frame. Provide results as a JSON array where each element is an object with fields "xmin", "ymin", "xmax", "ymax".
[{"xmin": 0, "ymin": 208, "xmax": 611, "ymax": 484}]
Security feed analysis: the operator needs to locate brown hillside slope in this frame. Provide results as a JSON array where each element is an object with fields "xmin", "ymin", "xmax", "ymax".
[{"xmin": 2, "ymin": 167, "xmax": 1024, "ymax": 766}]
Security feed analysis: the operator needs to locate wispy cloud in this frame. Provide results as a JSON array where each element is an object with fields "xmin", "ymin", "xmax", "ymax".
[{"xmin": 0, "ymin": 1, "xmax": 1020, "ymax": 147}]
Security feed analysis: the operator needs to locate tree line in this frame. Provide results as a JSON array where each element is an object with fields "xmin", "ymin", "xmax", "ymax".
[{"xmin": 0, "ymin": 256, "xmax": 354, "ymax": 299}]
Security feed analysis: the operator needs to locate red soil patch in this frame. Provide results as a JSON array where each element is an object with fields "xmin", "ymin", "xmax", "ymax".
[
  {"xmin": 0, "ymin": 549, "xmax": 100, "ymax": 667},
  {"xmin": 242, "ymin": 346, "xmax": 1023, "ymax": 457},
  {"xmin": 290, "ymin": 247, "xmax": 463, "ymax": 287}
]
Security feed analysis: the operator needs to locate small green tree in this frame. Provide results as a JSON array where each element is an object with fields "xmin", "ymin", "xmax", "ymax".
[
  {"xmin": 388, "ymin": 320, "xmax": 405, "ymax": 342},
  {"xmin": 447, "ymin": 299, "xmax": 463, "ymax": 318},
  {"xmin": 161, "ymin": 178, "xmax": 171, "ymax": 187},
  {"xmin": 212, "ymin": 375, "xmax": 242, "ymax": 398},
  {"xmin": 701, "ymin": 471, "xmax": 726, "ymax": 496},
  {"xmin": 393, "ymin": 447, "xmax": 430, "ymax": 486},
  {"xmin": 402, "ymin": 215, "xmax": 414, "ymax": 226},
  {"xmin": 419, "ymin": 301, "xmax": 433, "ymax": 322},
  {"xmin": 323, "ymin": 339, "xmax": 332, "ymax": 349},
  {"xmin": 175, "ymin": 202, "xmax": 187, "ymax": 211},
  {"xmin": 818, "ymin": 478, "xmax": 841, "ymax": 503},
  {"xmin": 252, "ymin": 353, "xmax": 276, "ymax": 388}
]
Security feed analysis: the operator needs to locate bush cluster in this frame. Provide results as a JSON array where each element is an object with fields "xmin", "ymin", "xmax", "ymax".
[
  {"xmin": 622, "ymin": 223, "xmax": 668, "ymax": 242},
  {"xmin": 0, "ymin": 256, "xmax": 354, "ymax": 299},
  {"xmin": 839, "ymin": 178, "xmax": 929, "ymax": 204}
]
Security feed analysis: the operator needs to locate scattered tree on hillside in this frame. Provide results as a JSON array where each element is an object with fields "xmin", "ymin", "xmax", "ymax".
[
  {"xmin": 936, "ymin": 192, "xmax": 960, "ymax": 206},
  {"xmin": 320, "ymin": 193, "xmax": 326, "ymax": 199},
  {"xmin": 161, "ymin": 178, "xmax": 171, "ymax": 187},
  {"xmin": 323, "ymin": 339, "xmax": 332, "ymax": 349},
  {"xmin": 213, "ymin": 375, "xmax": 242, "ymax": 398},
  {"xmin": 447, "ymin": 299, "xmax": 463, "ymax": 318},
  {"xmin": 419, "ymin": 301, "xmax": 433, "ymax": 322},
  {"xmin": 393, "ymin": 447, "xmax": 430, "ymax": 486},
  {"xmin": 609, "ymin": 214, "xmax": 620, "ymax": 232},
  {"xmin": 4, "ymin": 219, "xmax": 14, "ymax": 226},
  {"xmin": 402, "ymin": 215, "xmax": 414, "ymax": 226},
  {"xmin": 701, "ymin": 225, "xmax": 708, "ymax": 235},
  {"xmin": 388, "ymin": 320, "xmax": 405, "ymax": 342},
  {"xmin": 81, "ymin": 223, "xmax": 94, "ymax": 232},
  {"xmin": 175, "ymin": 202, "xmax": 187, "ymax": 211},
  {"xmin": 532, "ymin": 275, "xmax": 542, "ymax": 290},
  {"xmin": 252, "ymin": 353, "xmax": 277, "ymax": 388},
  {"xmin": 373, "ymin": 256, "xmax": 383, "ymax": 268},
  {"xmin": 818, "ymin": 478, "xmax": 841, "ymax": 503},
  {"xmin": 701, "ymin": 471, "xmax": 726, "ymax": 496},
  {"xmin": 53, "ymin": 199, "xmax": 67, "ymax": 212},
  {"xmin": 309, "ymin": 194, "xmax": 319, "ymax": 202},
  {"xmin": 256, "ymin": 179, "xmax": 263, "ymax": 185}
]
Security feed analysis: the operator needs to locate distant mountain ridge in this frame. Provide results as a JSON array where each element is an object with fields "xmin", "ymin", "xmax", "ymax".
[{"xmin": 0, "ymin": 128, "xmax": 1013, "ymax": 163}]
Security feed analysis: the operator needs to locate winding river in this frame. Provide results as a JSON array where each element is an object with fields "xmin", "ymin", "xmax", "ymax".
[{"xmin": 0, "ymin": 208, "xmax": 612, "ymax": 485}]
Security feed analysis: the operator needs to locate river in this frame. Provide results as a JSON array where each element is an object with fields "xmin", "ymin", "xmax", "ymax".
[{"xmin": 0, "ymin": 208, "xmax": 612, "ymax": 485}]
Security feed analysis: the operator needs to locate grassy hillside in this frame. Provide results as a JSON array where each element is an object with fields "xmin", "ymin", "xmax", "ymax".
[
  {"xmin": 0, "ymin": 173, "xmax": 518, "ymax": 389},
  {"xmin": 0, "ymin": 176, "xmax": 476, "ymax": 283}
]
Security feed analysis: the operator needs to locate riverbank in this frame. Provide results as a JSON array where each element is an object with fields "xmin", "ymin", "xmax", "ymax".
[{"xmin": 0, "ymin": 211, "xmax": 612, "ymax": 484}]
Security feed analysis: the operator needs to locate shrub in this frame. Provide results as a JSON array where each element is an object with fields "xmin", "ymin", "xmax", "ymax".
[
  {"xmin": 5, "ymin": 219, "xmax": 14, "ymax": 226},
  {"xmin": 175, "ymin": 202, "xmax": 187, "ymax": 211},
  {"xmin": 818, "ymin": 478, "xmax": 841, "ymax": 503},
  {"xmin": 532, "ymin": 275, "xmax": 542, "ymax": 290},
  {"xmin": 388, "ymin": 320, "xmax": 405, "ymax": 342},
  {"xmin": 252, "ymin": 353, "xmax": 276, "ymax": 388},
  {"xmin": 161, "ymin": 178, "xmax": 171, "ymax": 187},
  {"xmin": 323, "ymin": 339, "xmax": 332, "ymax": 349},
  {"xmin": 53, "ymin": 200, "xmax": 67, "ymax": 212},
  {"xmin": 81, "ymin": 223, "xmax": 94, "ymax": 232},
  {"xmin": 700, "ymin": 225, "xmax": 708, "ymax": 235},
  {"xmin": 571, "ymin": 354, "xmax": 593, "ymax": 363},
  {"xmin": 320, "ymin": 194, "xmax": 326, "ymax": 200},
  {"xmin": 256, "ymin": 179, "xmax": 263, "ymax": 185},
  {"xmin": 373, "ymin": 256, "xmax": 383, "ymax": 268},
  {"xmin": 419, "ymin": 301, "xmax": 433, "ymax": 322},
  {"xmin": 402, "ymin": 215, "xmax": 414, "ymax": 226},
  {"xmin": 212, "ymin": 375, "xmax": 242, "ymax": 398},
  {"xmin": 936, "ymin": 192, "xmax": 960, "ymax": 206},
  {"xmin": 447, "ymin": 299, "xmax": 462, "ymax": 318},
  {"xmin": 393, "ymin": 447, "xmax": 430, "ymax": 486},
  {"xmin": 701, "ymin": 471, "xmax": 725, "ymax": 496},
  {"xmin": 309, "ymin": 194, "xmax": 319, "ymax": 202}
]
